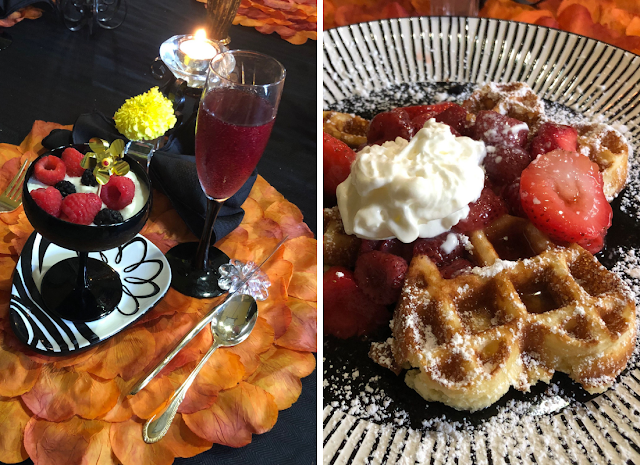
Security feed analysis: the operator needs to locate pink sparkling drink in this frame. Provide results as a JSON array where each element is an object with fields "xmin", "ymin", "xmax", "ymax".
[{"xmin": 195, "ymin": 87, "xmax": 275, "ymax": 200}]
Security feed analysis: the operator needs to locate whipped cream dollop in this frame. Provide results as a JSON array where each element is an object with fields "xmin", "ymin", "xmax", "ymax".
[{"xmin": 336, "ymin": 119, "xmax": 486, "ymax": 243}]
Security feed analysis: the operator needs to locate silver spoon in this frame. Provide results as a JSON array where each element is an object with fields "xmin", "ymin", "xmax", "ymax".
[{"xmin": 142, "ymin": 293, "xmax": 258, "ymax": 444}]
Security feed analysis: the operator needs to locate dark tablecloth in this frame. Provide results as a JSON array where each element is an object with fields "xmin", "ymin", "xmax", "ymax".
[{"xmin": 0, "ymin": 1, "xmax": 317, "ymax": 463}]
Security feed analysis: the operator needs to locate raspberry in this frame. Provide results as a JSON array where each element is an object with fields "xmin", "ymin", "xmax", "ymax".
[
  {"xmin": 354, "ymin": 251, "xmax": 408, "ymax": 305},
  {"xmin": 33, "ymin": 155, "xmax": 66, "ymax": 186},
  {"xmin": 483, "ymin": 145, "xmax": 533, "ymax": 186},
  {"xmin": 324, "ymin": 267, "xmax": 390, "ymax": 339},
  {"xmin": 453, "ymin": 186, "xmax": 507, "ymax": 233},
  {"xmin": 60, "ymin": 193, "xmax": 102, "ymax": 225},
  {"xmin": 54, "ymin": 180, "xmax": 76, "ymax": 197},
  {"xmin": 100, "ymin": 176, "xmax": 135, "ymax": 210},
  {"xmin": 94, "ymin": 209, "xmax": 124, "ymax": 226},
  {"xmin": 30, "ymin": 187, "xmax": 62, "ymax": 217},
  {"xmin": 61, "ymin": 148, "xmax": 85, "ymax": 177},
  {"xmin": 413, "ymin": 233, "xmax": 464, "ymax": 266},
  {"xmin": 472, "ymin": 111, "xmax": 528, "ymax": 148},
  {"xmin": 81, "ymin": 169, "xmax": 98, "ymax": 187}
]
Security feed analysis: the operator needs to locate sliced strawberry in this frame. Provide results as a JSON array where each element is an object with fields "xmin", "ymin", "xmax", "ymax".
[
  {"xmin": 323, "ymin": 132, "xmax": 357, "ymax": 205},
  {"xmin": 520, "ymin": 149, "xmax": 612, "ymax": 253},
  {"xmin": 354, "ymin": 251, "xmax": 408, "ymax": 305},
  {"xmin": 530, "ymin": 122, "xmax": 578, "ymax": 159},
  {"xmin": 367, "ymin": 108, "xmax": 414, "ymax": 145},
  {"xmin": 471, "ymin": 111, "xmax": 528, "ymax": 148},
  {"xmin": 452, "ymin": 186, "xmax": 507, "ymax": 234},
  {"xmin": 323, "ymin": 267, "xmax": 390, "ymax": 339}
]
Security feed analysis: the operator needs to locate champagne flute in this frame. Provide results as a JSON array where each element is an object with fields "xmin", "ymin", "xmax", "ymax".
[{"xmin": 166, "ymin": 50, "xmax": 285, "ymax": 298}]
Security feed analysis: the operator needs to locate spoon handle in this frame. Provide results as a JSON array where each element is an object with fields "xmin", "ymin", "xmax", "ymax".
[{"xmin": 143, "ymin": 340, "xmax": 223, "ymax": 444}]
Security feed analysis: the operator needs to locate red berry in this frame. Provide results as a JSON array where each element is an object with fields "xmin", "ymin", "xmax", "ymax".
[
  {"xmin": 483, "ymin": 145, "xmax": 533, "ymax": 186},
  {"xmin": 402, "ymin": 102, "xmax": 456, "ymax": 119},
  {"xmin": 60, "ymin": 193, "xmax": 102, "ymax": 225},
  {"xmin": 413, "ymin": 232, "xmax": 464, "ymax": 266},
  {"xmin": 100, "ymin": 176, "xmax": 135, "ymax": 211},
  {"xmin": 501, "ymin": 179, "xmax": 526, "ymax": 218},
  {"xmin": 323, "ymin": 267, "xmax": 390, "ymax": 339},
  {"xmin": 33, "ymin": 155, "xmax": 66, "ymax": 186},
  {"xmin": 434, "ymin": 104, "xmax": 470, "ymax": 135},
  {"xmin": 30, "ymin": 187, "xmax": 62, "ymax": 217},
  {"xmin": 472, "ymin": 111, "xmax": 528, "ymax": 148},
  {"xmin": 530, "ymin": 122, "xmax": 578, "ymax": 159},
  {"xmin": 520, "ymin": 149, "xmax": 611, "ymax": 254},
  {"xmin": 453, "ymin": 186, "xmax": 508, "ymax": 233},
  {"xmin": 440, "ymin": 258, "xmax": 473, "ymax": 279},
  {"xmin": 378, "ymin": 238, "xmax": 414, "ymax": 263},
  {"xmin": 359, "ymin": 240, "xmax": 382, "ymax": 256},
  {"xmin": 323, "ymin": 132, "xmax": 357, "ymax": 205},
  {"xmin": 61, "ymin": 148, "xmax": 85, "ymax": 177},
  {"xmin": 354, "ymin": 251, "xmax": 408, "ymax": 305},
  {"xmin": 367, "ymin": 108, "xmax": 414, "ymax": 145}
]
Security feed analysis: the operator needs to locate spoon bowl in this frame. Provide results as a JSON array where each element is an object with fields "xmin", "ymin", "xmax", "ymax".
[{"xmin": 143, "ymin": 293, "xmax": 258, "ymax": 443}]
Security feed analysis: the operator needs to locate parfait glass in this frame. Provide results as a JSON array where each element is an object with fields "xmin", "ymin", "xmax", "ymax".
[{"xmin": 165, "ymin": 50, "xmax": 285, "ymax": 298}]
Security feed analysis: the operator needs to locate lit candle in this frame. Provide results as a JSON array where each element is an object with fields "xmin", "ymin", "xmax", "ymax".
[{"xmin": 179, "ymin": 29, "xmax": 216, "ymax": 61}]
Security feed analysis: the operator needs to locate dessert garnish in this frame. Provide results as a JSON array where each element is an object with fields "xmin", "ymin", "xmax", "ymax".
[
  {"xmin": 113, "ymin": 86, "xmax": 177, "ymax": 141},
  {"xmin": 81, "ymin": 138, "xmax": 130, "ymax": 185}
]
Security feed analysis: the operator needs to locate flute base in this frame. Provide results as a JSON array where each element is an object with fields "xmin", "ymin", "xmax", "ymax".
[
  {"xmin": 165, "ymin": 242, "xmax": 229, "ymax": 299},
  {"xmin": 40, "ymin": 257, "xmax": 122, "ymax": 322}
]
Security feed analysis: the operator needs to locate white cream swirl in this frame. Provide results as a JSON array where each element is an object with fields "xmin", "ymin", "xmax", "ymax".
[{"xmin": 336, "ymin": 119, "xmax": 486, "ymax": 243}]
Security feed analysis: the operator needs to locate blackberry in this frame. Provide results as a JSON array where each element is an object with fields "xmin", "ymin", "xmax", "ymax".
[
  {"xmin": 54, "ymin": 180, "xmax": 76, "ymax": 197},
  {"xmin": 81, "ymin": 169, "xmax": 98, "ymax": 187},
  {"xmin": 93, "ymin": 209, "xmax": 123, "ymax": 226}
]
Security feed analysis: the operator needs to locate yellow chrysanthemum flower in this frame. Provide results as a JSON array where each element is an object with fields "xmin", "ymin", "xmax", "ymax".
[{"xmin": 113, "ymin": 87, "xmax": 177, "ymax": 141}]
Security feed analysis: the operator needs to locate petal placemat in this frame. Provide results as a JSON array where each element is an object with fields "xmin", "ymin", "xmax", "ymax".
[{"xmin": 0, "ymin": 121, "xmax": 317, "ymax": 465}]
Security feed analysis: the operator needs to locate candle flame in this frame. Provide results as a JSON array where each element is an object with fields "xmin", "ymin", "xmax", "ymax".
[{"xmin": 195, "ymin": 29, "xmax": 207, "ymax": 40}]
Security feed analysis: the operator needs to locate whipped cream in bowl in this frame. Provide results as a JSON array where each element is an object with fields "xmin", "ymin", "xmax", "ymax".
[{"xmin": 336, "ymin": 119, "xmax": 486, "ymax": 243}]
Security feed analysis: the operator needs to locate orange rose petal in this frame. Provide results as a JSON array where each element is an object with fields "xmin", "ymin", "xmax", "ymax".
[
  {"xmin": 264, "ymin": 201, "xmax": 314, "ymax": 239},
  {"xmin": 72, "ymin": 326, "xmax": 156, "ymax": 381},
  {"xmin": 0, "ymin": 256, "xmax": 17, "ymax": 291},
  {"xmin": 0, "ymin": 143, "xmax": 23, "ymax": 168},
  {"xmin": 99, "ymin": 376, "xmax": 136, "ymax": 423},
  {"xmin": 247, "ymin": 346, "xmax": 315, "ymax": 409},
  {"xmin": 264, "ymin": 258, "xmax": 293, "ymax": 295},
  {"xmin": 250, "ymin": 176, "xmax": 285, "ymax": 210},
  {"xmin": 627, "ymin": 15, "xmax": 640, "ymax": 36},
  {"xmin": 243, "ymin": 217, "xmax": 283, "ymax": 240},
  {"xmin": 21, "ymin": 366, "xmax": 119, "ymax": 421},
  {"xmin": 276, "ymin": 298, "xmax": 317, "ymax": 352},
  {"xmin": 163, "ymin": 414, "xmax": 212, "ymax": 458},
  {"xmin": 284, "ymin": 236, "xmax": 317, "ymax": 274},
  {"xmin": 0, "ymin": 398, "xmax": 30, "ymax": 463},
  {"xmin": 183, "ymin": 381, "xmax": 278, "ymax": 447},
  {"xmin": 174, "ymin": 349, "xmax": 245, "ymax": 414},
  {"xmin": 217, "ymin": 227, "xmax": 252, "ymax": 260},
  {"xmin": 240, "ymin": 197, "xmax": 263, "ymax": 224},
  {"xmin": 557, "ymin": 3, "xmax": 596, "ymax": 35},
  {"xmin": 52, "ymin": 345, "xmax": 99, "ymax": 369},
  {"xmin": 288, "ymin": 271, "xmax": 317, "ymax": 301},
  {"xmin": 128, "ymin": 376, "xmax": 175, "ymax": 420},
  {"xmin": 227, "ymin": 316, "xmax": 275, "ymax": 377},
  {"xmin": 8, "ymin": 217, "xmax": 34, "ymax": 256},
  {"xmin": 480, "ymin": 0, "xmax": 531, "ymax": 20},
  {"xmin": 0, "ymin": 331, "xmax": 42, "ymax": 396},
  {"xmin": 0, "ymin": 290, "xmax": 10, "ymax": 321},
  {"xmin": 258, "ymin": 301, "xmax": 292, "ymax": 339},
  {"xmin": 513, "ymin": 10, "xmax": 555, "ymax": 24},
  {"xmin": 19, "ymin": 121, "xmax": 71, "ymax": 155},
  {"xmin": 25, "ymin": 417, "xmax": 114, "ymax": 465}
]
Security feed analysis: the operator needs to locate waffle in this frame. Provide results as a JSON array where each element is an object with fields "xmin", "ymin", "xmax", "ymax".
[
  {"xmin": 323, "ymin": 111, "xmax": 370, "ymax": 148},
  {"xmin": 324, "ymin": 206, "xmax": 361, "ymax": 268},
  {"xmin": 370, "ymin": 215, "xmax": 636, "ymax": 411},
  {"xmin": 462, "ymin": 82, "xmax": 630, "ymax": 200}
]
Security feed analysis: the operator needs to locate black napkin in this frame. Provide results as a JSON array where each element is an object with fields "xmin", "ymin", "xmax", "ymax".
[
  {"xmin": 42, "ymin": 111, "xmax": 256, "ymax": 244},
  {"xmin": 0, "ymin": 0, "xmax": 53, "ymax": 19}
]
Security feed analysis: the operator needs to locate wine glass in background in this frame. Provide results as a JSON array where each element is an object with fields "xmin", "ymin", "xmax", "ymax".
[{"xmin": 166, "ymin": 50, "xmax": 285, "ymax": 298}]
